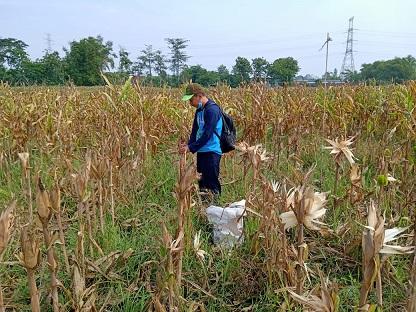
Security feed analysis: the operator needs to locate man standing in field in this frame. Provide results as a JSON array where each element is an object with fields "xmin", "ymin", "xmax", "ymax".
[{"xmin": 179, "ymin": 83, "xmax": 223, "ymax": 204}]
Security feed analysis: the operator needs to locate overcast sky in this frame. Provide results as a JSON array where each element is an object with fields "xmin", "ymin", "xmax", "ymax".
[{"xmin": 1, "ymin": 0, "xmax": 416, "ymax": 76}]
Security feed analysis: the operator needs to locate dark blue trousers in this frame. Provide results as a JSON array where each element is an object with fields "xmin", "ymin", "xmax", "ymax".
[{"xmin": 196, "ymin": 152, "xmax": 222, "ymax": 194}]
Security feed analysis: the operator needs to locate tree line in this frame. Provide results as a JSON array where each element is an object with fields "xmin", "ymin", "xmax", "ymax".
[
  {"xmin": 342, "ymin": 55, "xmax": 416, "ymax": 84},
  {"xmin": 0, "ymin": 35, "xmax": 415, "ymax": 86},
  {"xmin": 0, "ymin": 36, "xmax": 300, "ymax": 87}
]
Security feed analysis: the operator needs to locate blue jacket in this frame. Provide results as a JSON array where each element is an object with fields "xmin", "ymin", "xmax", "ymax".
[{"xmin": 188, "ymin": 99, "xmax": 223, "ymax": 155}]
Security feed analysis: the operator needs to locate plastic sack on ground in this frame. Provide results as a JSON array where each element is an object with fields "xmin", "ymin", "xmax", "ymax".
[{"xmin": 206, "ymin": 199, "xmax": 246, "ymax": 248}]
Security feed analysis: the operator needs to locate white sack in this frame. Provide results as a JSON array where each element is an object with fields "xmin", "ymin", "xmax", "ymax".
[{"xmin": 206, "ymin": 199, "xmax": 246, "ymax": 248}]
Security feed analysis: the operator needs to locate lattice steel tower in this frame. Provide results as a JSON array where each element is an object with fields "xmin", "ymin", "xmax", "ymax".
[{"xmin": 341, "ymin": 17, "xmax": 355, "ymax": 74}]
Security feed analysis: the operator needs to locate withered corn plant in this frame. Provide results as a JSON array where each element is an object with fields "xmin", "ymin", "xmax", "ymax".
[
  {"xmin": 36, "ymin": 175, "xmax": 60, "ymax": 312},
  {"xmin": 409, "ymin": 179, "xmax": 416, "ymax": 311},
  {"xmin": 253, "ymin": 178, "xmax": 296, "ymax": 288},
  {"xmin": 50, "ymin": 179, "xmax": 70, "ymax": 273},
  {"xmin": 324, "ymin": 137, "xmax": 356, "ymax": 210},
  {"xmin": 0, "ymin": 201, "xmax": 15, "ymax": 312},
  {"xmin": 359, "ymin": 200, "xmax": 414, "ymax": 310},
  {"xmin": 408, "ymin": 248, "xmax": 416, "ymax": 311},
  {"xmin": 90, "ymin": 152, "xmax": 107, "ymax": 235},
  {"xmin": 154, "ymin": 143, "xmax": 199, "ymax": 311},
  {"xmin": 359, "ymin": 200, "xmax": 384, "ymax": 310},
  {"xmin": 236, "ymin": 142, "xmax": 270, "ymax": 192},
  {"xmin": 280, "ymin": 168, "xmax": 330, "ymax": 294},
  {"xmin": 18, "ymin": 225, "xmax": 40, "ymax": 312},
  {"xmin": 349, "ymin": 163, "xmax": 364, "ymax": 205},
  {"xmin": 18, "ymin": 152, "xmax": 33, "ymax": 223},
  {"xmin": 193, "ymin": 230, "xmax": 207, "ymax": 263},
  {"xmin": 174, "ymin": 144, "xmax": 199, "ymax": 290},
  {"xmin": 154, "ymin": 222, "xmax": 183, "ymax": 310},
  {"xmin": 72, "ymin": 153, "xmax": 102, "ymax": 256},
  {"xmin": 288, "ymin": 269, "xmax": 339, "ymax": 312},
  {"xmin": 71, "ymin": 225, "xmax": 97, "ymax": 311}
]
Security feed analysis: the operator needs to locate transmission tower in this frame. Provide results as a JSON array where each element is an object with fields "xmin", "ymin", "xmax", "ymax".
[{"xmin": 341, "ymin": 17, "xmax": 355, "ymax": 75}]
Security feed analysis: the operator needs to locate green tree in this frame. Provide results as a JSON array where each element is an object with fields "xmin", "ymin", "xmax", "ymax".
[
  {"xmin": 217, "ymin": 64, "xmax": 233, "ymax": 85},
  {"xmin": 118, "ymin": 47, "xmax": 133, "ymax": 74},
  {"xmin": 343, "ymin": 70, "xmax": 362, "ymax": 83},
  {"xmin": 137, "ymin": 45, "xmax": 155, "ymax": 76},
  {"xmin": 165, "ymin": 38, "xmax": 190, "ymax": 80},
  {"xmin": 182, "ymin": 65, "xmax": 219, "ymax": 86},
  {"xmin": 232, "ymin": 57, "xmax": 252, "ymax": 85},
  {"xmin": 217, "ymin": 64, "xmax": 230, "ymax": 83},
  {"xmin": 333, "ymin": 68, "xmax": 338, "ymax": 79},
  {"xmin": 324, "ymin": 68, "xmax": 339, "ymax": 80},
  {"xmin": 252, "ymin": 57, "xmax": 269, "ymax": 81},
  {"xmin": 132, "ymin": 61, "xmax": 145, "ymax": 76},
  {"xmin": 40, "ymin": 51, "xmax": 65, "ymax": 85},
  {"xmin": 64, "ymin": 36, "xmax": 115, "ymax": 86},
  {"xmin": 268, "ymin": 57, "xmax": 299, "ymax": 84},
  {"xmin": 0, "ymin": 38, "xmax": 29, "ymax": 69},
  {"xmin": 0, "ymin": 38, "xmax": 30, "ymax": 83},
  {"xmin": 153, "ymin": 50, "xmax": 168, "ymax": 79},
  {"xmin": 360, "ymin": 55, "xmax": 416, "ymax": 83},
  {"xmin": 0, "ymin": 66, "xmax": 6, "ymax": 81},
  {"xmin": 19, "ymin": 59, "xmax": 44, "ymax": 84}
]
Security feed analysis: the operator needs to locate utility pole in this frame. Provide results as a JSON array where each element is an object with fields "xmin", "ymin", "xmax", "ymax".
[
  {"xmin": 45, "ymin": 33, "xmax": 53, "ymax": 53},
  {"xmin": 341, "ymin": 17, "xmax": 356, "ymax": 77},
  {"xmin": 320, "ymin": 32, "xmax": 332, "ymax": 86}
]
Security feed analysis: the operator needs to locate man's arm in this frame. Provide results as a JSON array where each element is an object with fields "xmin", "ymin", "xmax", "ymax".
[
  {"xmin": 188, "ymin": 106, "xmax": 220, "ymax": 153},
  {"xmin": 188, "ymin": 111, "xmax": 198, "ymax": 145}
]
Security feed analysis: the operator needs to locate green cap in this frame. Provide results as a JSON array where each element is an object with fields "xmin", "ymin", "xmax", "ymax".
[
  {"xmin": 181, "ymin": 83, "xmax": 206, "ymax": 101},
  {"xmin": 181, "ymin": 93, "xmax": 194, "ymax": 101}
]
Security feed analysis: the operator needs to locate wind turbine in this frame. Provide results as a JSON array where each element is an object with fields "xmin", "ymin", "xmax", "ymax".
[{"xmin": 319, "ymin": 33, "xmax": 332, "ymax": 86}]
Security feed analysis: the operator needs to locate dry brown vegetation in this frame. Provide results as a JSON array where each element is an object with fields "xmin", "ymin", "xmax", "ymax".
[{"xmin": 0, "ymin": 81, "xmax": 416, "ymax": 311}]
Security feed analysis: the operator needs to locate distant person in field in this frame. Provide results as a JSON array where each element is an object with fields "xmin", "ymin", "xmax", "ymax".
[{"xmin": 179, "ymin": 83, "xmax": 223, "ymax": 204}]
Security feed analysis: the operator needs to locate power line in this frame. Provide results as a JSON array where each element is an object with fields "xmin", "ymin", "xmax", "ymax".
[
  {"xmin": 355, "ymin": 50, "xmax": 413, "ymax": 56},
  {"xmin": 177, "ymin": 29, "xmax": 416, "ymax": 53},
  {"xmin": 356, "ymin": 29, "xmax": 416, "ymax": 37},
  {"xmin": 354, "ymin": 40, "xmax": 416, "ymax": 48},
  {"xmin": 188, "ymin": 32, "xmax": 345, "ymax": 49},
  {"xmin": 118, "ymin": 31, "xmax": 347, "ymax": 52},
  {"xmin": 190, "ymin": 43, "xmax": 341, "ymax": 58}
]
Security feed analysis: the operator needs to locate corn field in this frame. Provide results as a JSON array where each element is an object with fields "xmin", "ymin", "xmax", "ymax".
[{"xmin": 1, "ymin": 80, "xmax": 416, "ymax": 311}]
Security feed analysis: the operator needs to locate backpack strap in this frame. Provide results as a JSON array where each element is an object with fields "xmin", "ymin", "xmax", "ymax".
[
  {"xmin": 200, "ymin": 102, "xmax": 223, "ymax": 141},
  {"xmin": 213, "ymin": 130, "xmax": 221, "ymax": 140},
  {"xmin": 212, "ymin": 104, "xmax": 224, "ymax": 139}
]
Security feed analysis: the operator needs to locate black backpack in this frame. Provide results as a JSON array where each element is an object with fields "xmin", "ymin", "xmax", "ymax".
[{"xmin": 213, "ymin": 106, "xmax": 236, "ymax": 153}]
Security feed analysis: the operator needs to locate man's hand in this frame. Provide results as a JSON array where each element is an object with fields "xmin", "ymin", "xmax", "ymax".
[{"xmin": 179, "ymin": 143, "xmax": 189, "ymax": 154}]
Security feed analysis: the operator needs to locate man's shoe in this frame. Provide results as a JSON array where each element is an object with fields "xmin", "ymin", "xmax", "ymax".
[{"xmin": 199, "ymin": 190, "xmax": 220, "ymax": 206}]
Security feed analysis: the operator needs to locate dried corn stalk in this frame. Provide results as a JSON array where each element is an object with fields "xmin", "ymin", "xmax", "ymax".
[
  {"xmin": 280, "ymin": 187, "xmax": 329, "ymax": 232},
  {"xmin": 324, "ymin": 137, "xmax": 356, "ymax": 165},
  {"xmin": 360, "ymin": 201, "xmax": 414, "ymax": 309},
  {"xmin": 50, "ymin": 181, "xmax": 70, "ymax": 273},
  {"xmin": 18, "ymin": 152, "xmax": 33, "ymax": 223},
  {"xmin": 0, "ymin": 201, "xmax": 15, "ymax": 312},
  {"xmin": 288, "ymin": 270, "xmax": 339, "ymax": 311},
  {"xmin": 18, "ymin": 225, "xmax": 40, "ymax": 312},
  {"xmin": 36, "ymin": 176, "xmax": 60, "ymax": 312}
]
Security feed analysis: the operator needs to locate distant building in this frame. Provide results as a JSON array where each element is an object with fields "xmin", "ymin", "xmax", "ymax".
[
  {"xmin": 294, "ymin": 76, "xmax": 318, "ymax": 87},
  {"xmin": 322, "ymin": 80, "xmax": 344, "ymax": 86},
  {"xmin": 294, "ymin": 76, "xmax": 345, "ymax": 87}
]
